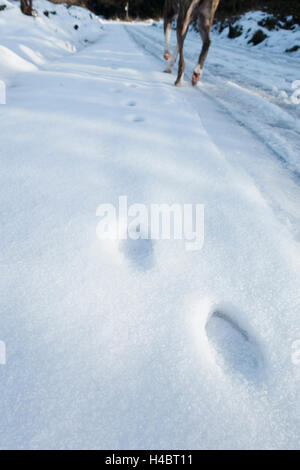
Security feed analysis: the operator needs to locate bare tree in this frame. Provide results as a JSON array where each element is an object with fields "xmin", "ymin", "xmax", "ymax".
[
  {"xmin": 125, "ymin": 1, "xmax": 129, "ymax": 21},
  {"xmin": 20, "ymin": 0, "xmax": 33, "ymax": 16},
  {"xmin": 100, "ymin": 0, "xmax": 143, "ymax": 20}
]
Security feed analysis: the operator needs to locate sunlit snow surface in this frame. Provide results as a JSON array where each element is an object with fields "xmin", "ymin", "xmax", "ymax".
[{"xmin": 0, "ymin": 2, "xmax": 300, "ymax": 449}]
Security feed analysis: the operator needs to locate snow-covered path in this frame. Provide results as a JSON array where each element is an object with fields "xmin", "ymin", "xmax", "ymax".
[
  {"xmin": 128, "ymin": 23, "xmax": 300, "ymax": 176},
  {"xmin": 1, "ymin": 23, "xmax": 300, "ymax": 449}
]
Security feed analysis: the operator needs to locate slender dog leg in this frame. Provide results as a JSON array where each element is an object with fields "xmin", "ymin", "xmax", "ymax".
[
  {"xmin": 175, "ymin": 32, "xmax": 185, "ymax": 86},
  {"xmin": 164, "ymin": 44, "xmax": 179, "ymax": 73},
  {"xmin": 175, "ymin": 12, "xmax": 190, "ymax": 86},
  {"xmin": 164, "ymin": 21, "xmax": 172, "ymax": 60},
  {"xmin": 175, "ymin": 0, "xmax": 200, "ymax": 86},
  {"xmin": 192, "ymin": 14, "xmax": 211, "ymax": 85}
]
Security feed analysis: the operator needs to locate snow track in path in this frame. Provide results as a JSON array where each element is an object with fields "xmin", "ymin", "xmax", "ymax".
[
  {"xmin": 206, "ymin": 304, "xmax": 265, "ymax": 382},
  {"xmin": 126, "ymin": 24, "xmax": 300, "ymax": 178},
  {"xmin": 126, "ymin": 24, "xmax": 300, "ymax": 241},
  {"xmin": 1, "ymin": 22, "xmax": 300, "ymax": 450}
]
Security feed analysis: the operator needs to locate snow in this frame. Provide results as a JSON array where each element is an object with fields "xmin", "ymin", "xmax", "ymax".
[
  {"xmin": 213, "ymin": 11, "xmax": 300, "ymax": 57},
  {"xmin": 0, "ymin": 3, "xmax": 300, "ymax": 450},
  {"xmin": 0, "ymin": 0, "xmax": 103, "ymax": 84},
  {"xmin": 130, "ymin": 21, "xmax": 300, "ymax": 189}
]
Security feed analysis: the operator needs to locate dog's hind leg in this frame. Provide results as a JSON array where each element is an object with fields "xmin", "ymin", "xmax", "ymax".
[
  {"xmin": 164, "ymin": 44, "xmax": 179, "ymax": 73},
  {"xmin": 164, "ymin": 20, "xmax": 173, "ymax": 61},
  {"xmin": 192, "ymin": 14, "xmax": 211, "ymax": 85}
]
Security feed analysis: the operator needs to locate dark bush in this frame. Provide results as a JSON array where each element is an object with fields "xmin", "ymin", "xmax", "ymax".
[
  {"xmin": 258, "ymin": 15, "xmax": 278, "ymax": 30},
  {"xmin": 219, "ymin": 21, "xmax": 229, "ymax": 33},
  {"xmin": 228, "ymin": 24, "xmax": 243, "ymax": 38},
  {"xmin": 215, "ymin": 1, "xmax": 300, "ymax": 26},
  {"xmin": 248, "ymin": 29, "xmax": 268, "ymax": 45},
  {"xmin": 285, "ymin": 45, "xmax": 300, "ymax": 53},
  {"xmin": 280, "ymin": 17, "xmax": 297, "ymax": 30}
]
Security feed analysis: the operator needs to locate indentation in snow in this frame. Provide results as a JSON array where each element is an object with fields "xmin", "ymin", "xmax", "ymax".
[
  {"xmin": 126, "ymin": 100, "xmax": 137, "ymax": 107},
  {"xmin": 132, "ymin": 116, "xmax": 145, "ymax": 123},
  {"xmin": 119, "ymin": 225, "xmax": 154, "ymax": 271},
  {"xmin": 125, "ymin": 114, "xmax": 145, "ymax": 123},
  {"xmin": 206, "ymin": 303, "xmax": 264, "ymax": 382}
]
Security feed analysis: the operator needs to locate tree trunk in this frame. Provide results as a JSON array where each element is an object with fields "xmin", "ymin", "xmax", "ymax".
[
  {"xmin": 20, "ymin": 0, "xmax": 33, "ymax": 16},
  {"xmin": 125, "ymin": 1, "xmax": 129, "ymax": 21}
]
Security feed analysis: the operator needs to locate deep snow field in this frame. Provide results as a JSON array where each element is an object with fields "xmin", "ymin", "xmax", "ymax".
[
  {"xmin": 0, "ymin": 1, "xmax": 300, "ymax": 450},
  {"xmin": 0, "ymin": 0, "xmax": 102, "ymax": 84}
]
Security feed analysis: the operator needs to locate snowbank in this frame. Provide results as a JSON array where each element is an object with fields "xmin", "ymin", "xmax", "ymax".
[
  {"xmin": 212, "ymin": 11, "xmax": 300, "ymax": 57},
  {"xmin": 0, "ymin": 0, "xmax": 103, "ymax": 84}
]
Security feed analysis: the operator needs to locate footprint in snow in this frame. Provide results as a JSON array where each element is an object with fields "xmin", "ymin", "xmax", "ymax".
[
  {"xmin": 132, "ymin": 116, "xmax": 145, "ymax": 123},
  {"xmin": 119, "ymin": 225, "xmax": 154, "ymax": 271},
  {"xmin": 205, "ymin": 304, "xmax": 264, "ymax": 382},
  {"xmin": 125, "ymin": 115, "xmax": 145, "ymax": 123},
  {"xmin": 126, "ymin": 101, "xmax": 137, "ymax": 107}
]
